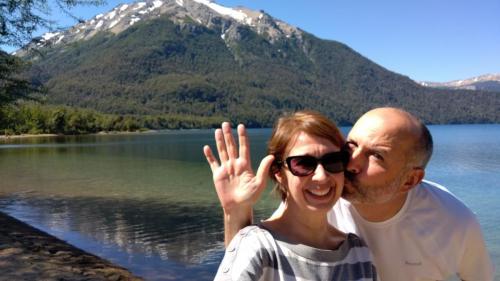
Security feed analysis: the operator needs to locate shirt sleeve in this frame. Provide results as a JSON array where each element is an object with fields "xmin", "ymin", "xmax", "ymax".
[
  {"xmin": 214, "ymin": 227, "xmax": 267, "ymax": 281},
  {"xmin": 458, "ymin": 216, "xmax": 495, "ymax": 281}
]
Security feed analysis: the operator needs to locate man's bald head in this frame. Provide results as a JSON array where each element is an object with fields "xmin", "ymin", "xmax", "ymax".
[{"xmin": 356, "ymin": 107, "xmax": 433, "ymax": 168}]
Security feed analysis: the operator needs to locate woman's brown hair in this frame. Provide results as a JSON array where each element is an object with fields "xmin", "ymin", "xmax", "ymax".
[{"xmin": 268, "ymin": 110, "xmax": 345, "ymax": 200}]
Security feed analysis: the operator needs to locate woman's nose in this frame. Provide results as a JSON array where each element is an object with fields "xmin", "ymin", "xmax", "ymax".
[{"xmin": 312, "ymin": 163, "xmax": 329, "ymax": 182}]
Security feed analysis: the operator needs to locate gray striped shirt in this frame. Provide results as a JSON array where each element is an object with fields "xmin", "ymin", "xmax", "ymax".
[{"xmin": 215, "ymin": 224, "xmax": 377, "ymax": 281}]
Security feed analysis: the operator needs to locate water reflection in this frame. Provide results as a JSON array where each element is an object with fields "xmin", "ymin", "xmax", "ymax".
[
  {"xmin": 1, "ymin": 125, "xmax": 500, "ymax": 280},
  {"xmin": 1, "ymin": 194, "xmax": 223, "ymax": 261},
  {"xmin": 0, "ymin": 192, "xmax": 276, "ymax": 280}
]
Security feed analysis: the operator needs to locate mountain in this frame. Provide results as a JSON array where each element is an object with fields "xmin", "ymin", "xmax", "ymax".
[
  {"xmin": 419, "ymin": 74, "xmax": 500, "ymax": 92},
  {"xmin": 16, "ymin": 0, "xmax": 301, "ymax": 56},
  {"xmin": 17, "ymin": 0, "xmax": 500, "ymax": 126}
]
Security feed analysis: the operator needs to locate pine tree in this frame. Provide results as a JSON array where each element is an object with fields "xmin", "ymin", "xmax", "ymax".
[{"xmin": 0, "ymin": 0, "xmax": 104, "ymax": 107}]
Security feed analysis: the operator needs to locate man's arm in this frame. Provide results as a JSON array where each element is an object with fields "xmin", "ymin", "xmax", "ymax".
[
  {"xmin": 458, "ymin": 217, "xmax": 495, "ymax": 281},
  {"xmin": 203, "ymin": 122, "xmax": 274, "ymax": 246}
]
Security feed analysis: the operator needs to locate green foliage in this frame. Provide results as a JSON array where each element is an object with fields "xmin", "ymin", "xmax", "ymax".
[
  {"xmin": 13, "ymin": 15, "xmax": 500, "ymax": 130},
  {"xmin": 0, "ymin": 51, "xmax": 42, "ymax": 107},
  {"xmin": 0, "ymin": 0, "xmax": 104, "ymax": 123},
  {"xmin": 0, "ymin": 102, "xmax": 227, "ymax": 135},
  {"xmin": 0, "ymin": 0, "xmax": 104, "ymax": 47}
]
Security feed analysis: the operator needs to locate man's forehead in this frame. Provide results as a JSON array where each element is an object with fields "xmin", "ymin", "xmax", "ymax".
[
  {"xmin": 347, "ymin": 129, "xmax": 396, "ymax": 150},
  {"xmin": 347, "ymin": 115, "xmax": 414, "ymax": 150},
  {"xmin": 347, "ymin": 114, "xmax": 385, "ymax": 139}
]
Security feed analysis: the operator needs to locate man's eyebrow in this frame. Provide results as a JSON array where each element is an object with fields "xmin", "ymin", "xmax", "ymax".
[
  {"xmin": 371, "ymin": 147, "xmax": 388, "ymax": 154},
  {"xmin": 370, "ymin": 145, "xmax": 391, "ymax": 154}
]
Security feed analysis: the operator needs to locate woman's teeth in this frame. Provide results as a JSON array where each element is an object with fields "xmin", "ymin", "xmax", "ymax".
[{"xmin": 308, "ymin": 186, "xmax": 331, "ymax": 196}]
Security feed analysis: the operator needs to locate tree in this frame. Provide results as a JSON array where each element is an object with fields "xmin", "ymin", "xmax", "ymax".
[
  {"xmin": 0, "ymin": 50, "xmax": 39, "ymax": 105},
  {"xmin": 0, "ymin": 0, "xmax": 104, "ymax": 107},
  {"xmin": 1, "ymin": 0, "xmax": 104, "ymax": 47}
]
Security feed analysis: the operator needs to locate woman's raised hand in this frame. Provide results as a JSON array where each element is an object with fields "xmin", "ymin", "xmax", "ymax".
[{"xmin": 203, "ymin": 122, "xmax": 275, "ymax": 212}]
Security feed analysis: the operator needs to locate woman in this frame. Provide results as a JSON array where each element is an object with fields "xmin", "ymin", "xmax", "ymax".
[{"xmin": 204, "ymin": 111, "xmax": 377, "ymax": 280}]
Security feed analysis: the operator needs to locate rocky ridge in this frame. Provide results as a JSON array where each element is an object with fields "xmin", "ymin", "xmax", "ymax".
[
  {"xmin": 15, "ymin": 0, "xmax": 302, "ymax": 56},
  {"xmin": 419, "ymin": 73, "xmax": 500, "ymax": 92}
]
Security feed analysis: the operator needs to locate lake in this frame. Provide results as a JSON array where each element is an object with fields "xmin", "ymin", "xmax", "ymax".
[{"xmin": 0, "ymin": 125, "xmax": 499, "ymax": 280}]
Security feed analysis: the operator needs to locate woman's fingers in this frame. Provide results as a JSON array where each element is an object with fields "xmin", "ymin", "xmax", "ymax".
[
  {"xmin": 215, "ymin": 128, "xmax": 229, "ymax": 163},
  {"xmin": 203, "ymin": 145, "xmax": 219, "ymax": 173},
  {"xmin": 238, "ymin": 124, "xmax": 251, "ymax": 164},
  {"xmin": 212, "ymin": 122, "xmax": 252, "ymax": 177},
  {"xmin": 222, "ymin": 122, "xmax": 237, "ymax": 160},
  {"xmin": 254, "ymin": 155, "xmax": 275, "ymax": 191}
]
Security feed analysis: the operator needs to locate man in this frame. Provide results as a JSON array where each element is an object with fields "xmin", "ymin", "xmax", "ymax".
[{"xmin": 203, "ymin": 107, "xmax": 494, "ymax": 280}]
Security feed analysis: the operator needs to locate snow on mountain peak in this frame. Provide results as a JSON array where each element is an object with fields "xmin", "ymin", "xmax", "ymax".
[
  {"xmin": 133, "ymin": 2, "xmax": 147, "ymax": 10},
  {"xmin": 418, "ymin": 73, "xmax": 500, "ymax": 92},
  {"xmin": 152, "ymin": 0, "xmax": 164, "ymax": 9},
  {"xmin": 17, "ymin": 0, "xmax": 301, "ymax": 55},
  {"xmin": 42, "ymin": 32, "xmax": 61, "ymax": 41},
  {"xmin": 192, "ymin": 0, "xmax": 247, "ymax": 22}
]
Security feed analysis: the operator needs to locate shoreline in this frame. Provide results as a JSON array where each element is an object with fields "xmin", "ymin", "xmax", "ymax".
[
  {"xmin": 0, "ymin": 211, "xmax": 143, "ymax": 281},
  {"xmin": 0, "ymin": 127, "xmax": 224, "ymax": 140},
  {"xmin": 0, "ymin": 133, "xmax": 59, "ymax": 139},
  {"xmin": 0, "ymin": 130, "xmax": 158, "ymax": 140}
]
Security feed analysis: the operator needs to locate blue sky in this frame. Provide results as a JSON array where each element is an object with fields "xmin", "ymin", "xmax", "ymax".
[{"xmin": 7, "ymin": 0, "xmax": 500, "ymax": 82}]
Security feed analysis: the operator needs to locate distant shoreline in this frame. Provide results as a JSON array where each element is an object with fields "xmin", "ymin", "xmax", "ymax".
[
  {"xmin": 2, "ymin": 124, "xmax": 499, "ymax": 141},
  {"xmin": 0, "ymin": 133, "xmax": 59, "ymax": 139},
  {"xmin": 0, "ymin": 130, "xmax": 158, "ymax": 140}
]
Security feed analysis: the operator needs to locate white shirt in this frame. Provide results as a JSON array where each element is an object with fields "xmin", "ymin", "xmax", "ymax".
[{"xmin": 328, "ymin": 180, "xmax": 495, "ymax": 281}]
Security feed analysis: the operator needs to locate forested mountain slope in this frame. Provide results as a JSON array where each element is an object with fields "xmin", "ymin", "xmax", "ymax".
[{"xmin": 20, "ymin": 0, "xmax": 499, "ymax": 126}]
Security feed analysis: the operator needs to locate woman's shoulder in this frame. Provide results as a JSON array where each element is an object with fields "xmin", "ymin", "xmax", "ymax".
[
  {"xmin": 216, "ymin": 225, "xmax": 278, "ymax": 280},
  {"xmin": 236, "ymin": 224, "xmax": 274, "ymax": 240},
  {"xmin": 226, "ymin": 224, "xmax": 276, "ymax": 251},
  {"xmin": 238, "ymin": 224, "xmax": 269, "ymax": 235}
]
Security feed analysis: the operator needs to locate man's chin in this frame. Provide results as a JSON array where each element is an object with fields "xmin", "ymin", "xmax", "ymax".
[
  {"xmin": 342, "ymin": 180, "xmax": 356, "ymax": 194},
  {"xmin": 341, "ymin": 191, "xmax": 356, "ymax": 200},
  {"xmin": 342, "ymin": 192, "xmax": 366, "ymax": 205},
  {"xmin": 341, "ymin": 185, "xmax": 356, "ymax": 200},
  {"xmin": 340, "ymin": 193, "xmax": 352, "ymax": 200},
  {"xmin": 341, "ymin": 181, "xmax": 364, "ymax": 202}
]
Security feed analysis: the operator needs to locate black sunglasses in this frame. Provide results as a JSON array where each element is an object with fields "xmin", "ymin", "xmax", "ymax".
[{"xmin": 279, "ymin": 151, "xmax": 349, "ymax": 177}]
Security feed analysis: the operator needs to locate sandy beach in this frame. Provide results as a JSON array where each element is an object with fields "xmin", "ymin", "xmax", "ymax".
[
  {"xmin": 0, "ymin": 134, "xmax": 59, "ymax": 140},
  {"xmin": 0, "ymin": 211, "xmax": 143, "ymax": 281},
  {"xmin": 0, "ymin": 131, "xmax": 157, "ymax": 140}
]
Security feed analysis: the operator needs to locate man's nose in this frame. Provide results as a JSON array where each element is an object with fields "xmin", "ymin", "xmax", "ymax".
[{"xmin": 346, "ymin": 148, "xmax": 362, "ymax": 174}]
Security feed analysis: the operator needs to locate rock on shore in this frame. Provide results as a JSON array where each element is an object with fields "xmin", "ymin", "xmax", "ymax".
[{"xmin": 0, "ymin": 211, "xmax": 143, "ymax": 281}]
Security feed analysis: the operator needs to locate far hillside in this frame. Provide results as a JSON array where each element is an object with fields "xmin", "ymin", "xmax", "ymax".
[{"xmin": 16, "ymin": 0, "xmax": 500, "ymax": 128}]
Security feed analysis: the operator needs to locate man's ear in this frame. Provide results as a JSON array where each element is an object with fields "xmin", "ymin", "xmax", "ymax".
[{"xmin": 401, "ymin": 168, "xmax": 425, "ymax": 192}]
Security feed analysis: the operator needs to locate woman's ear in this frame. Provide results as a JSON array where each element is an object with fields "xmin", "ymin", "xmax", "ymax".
[{"xmin": 275, "ymin": 170, "xmax": 284, "ymax": 185}]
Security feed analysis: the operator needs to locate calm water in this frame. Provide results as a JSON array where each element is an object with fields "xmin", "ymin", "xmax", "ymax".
[{"xmin": 0, "ymin": 125, "xmax": 499, "ymax": 280}]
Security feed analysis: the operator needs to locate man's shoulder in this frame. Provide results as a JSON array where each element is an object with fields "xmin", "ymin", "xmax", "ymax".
[
  {"xmin": 417, "ymin": 180, "xmax": 462, "ymax": 204},
  {"xmin": 328, "ymin": 199, "xmax": 357, "ymax": 233},
  {"xmin": 413, "ymin": 180, "xmax": 476, "ymax": 221},
  {"xmin": 418, "ymin": 179, "xmax": 452, "ymax": 193}
]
